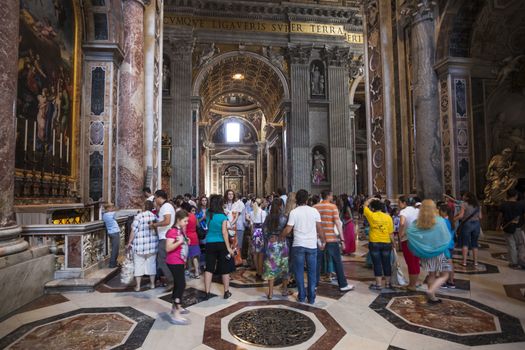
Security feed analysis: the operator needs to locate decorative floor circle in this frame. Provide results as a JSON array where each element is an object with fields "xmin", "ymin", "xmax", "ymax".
[{"xmin": 228, "ymin": 308, "xmax": 316, "ymax": 347}]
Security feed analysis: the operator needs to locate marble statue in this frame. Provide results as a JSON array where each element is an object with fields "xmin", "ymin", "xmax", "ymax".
[
  {"xmin": 496, "ymin": 55, "xmax": 525, "ymax": 86},
  {"xmin": 312, "ymin": 150, "xmax": 326, "ymax": 184},
  {"xmin": 484, "ymin": 148, "xmax": 518, "ymax": 205},
  {"xmin": 311, "ymin": 64, "xmax": 325, "ymax": 96},
  {"xmin": 162, "ymin": 62, "xmax": 170, "ymax": 94},
  {"xmin": 199, "ymin": 43, "xmax": 219, "ymax": 67},
  {"xmin": 262, "ymin": 46, "xmax": 285, "ymax": 71}
]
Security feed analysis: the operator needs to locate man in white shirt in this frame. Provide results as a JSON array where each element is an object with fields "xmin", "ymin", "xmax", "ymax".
[
  {"xmin": 151, "ymin": 190, "xmax": 175, "ymax": 287},
  {"xmin": 234, "ymin": 195, "xmax": 246, "ymax": 258},
  {"xmin": 282, "ymin": 189, "xmax": 325, "ymax": 304},
  {"xmin": 398, "ymin": 196, "xmax": 420, "ymax": 291}
]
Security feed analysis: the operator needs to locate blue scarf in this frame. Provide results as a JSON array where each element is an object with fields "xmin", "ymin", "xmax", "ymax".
[{"xmin": 407, "ymin": 217, "xmax": 451, "ymax": 259}]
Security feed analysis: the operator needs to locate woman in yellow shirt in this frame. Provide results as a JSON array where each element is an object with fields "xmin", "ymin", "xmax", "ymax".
[{"xmin": 363, "ymin": 197, "xmax": 395, "ymax": 290}]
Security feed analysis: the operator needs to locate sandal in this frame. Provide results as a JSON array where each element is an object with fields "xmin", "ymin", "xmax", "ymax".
[
  {"xmin": 134, "ymin": 286, "xmax": 141, "ymax": 292},
  {"xmin": 369, "ymin": 284, "xmax": 382, "ymax": 291},
  {"xmin": 267, "ymin": 294, "xmax": 273, "ymax": 300}
]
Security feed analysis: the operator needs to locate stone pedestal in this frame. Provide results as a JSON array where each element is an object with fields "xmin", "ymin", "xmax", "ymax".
[
  {"xmin": 117, "ymin": 0, "xmax": 147, "ymax": 208},
  {"xmin": 0, "ymin": 0, "xmax": 28, "ymax": 257},
  {"xmin": 407, "ymin": 3, "xmax": 443, "ymax": 199}
]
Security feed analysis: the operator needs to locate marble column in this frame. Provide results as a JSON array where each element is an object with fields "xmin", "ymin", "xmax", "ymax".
[
  {"xmin": 405, "ymin": 2, "xmax": 442, "ymax": 199},
  {"xmin": 117, "ymin": 0, "xmax": 147, "ymax": 208},
  {"xmin": 288, "ymin": 45, "xmax": 312, "ymax": 192},
  {"xmin": 256, "ymin": 141, "xmax": 266, "ymax": 197},
  {"xmin": 0, "ymin": 0, "xmax": 29, "ymax": 256},
  {"xmin": 144, "ymin": 0, "xmax": 163, "ymax": 191}
]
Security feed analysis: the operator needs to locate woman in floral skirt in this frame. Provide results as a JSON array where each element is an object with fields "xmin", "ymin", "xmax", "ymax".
[{"xmin": 262, "ymin": 198, "xmax": 290, "ymax": 299}]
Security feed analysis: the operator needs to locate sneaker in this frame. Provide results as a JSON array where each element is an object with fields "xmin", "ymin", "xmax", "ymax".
[
  {"xmin": 168, "ymin": 315, "xmax": 190, "ymax": 325},
  {"xmin": 340, "ymin": 284, "xmax": 355, "ymax": 292},
  {"xmin": 179, "ymin": 308, "xmax": 190, "ymax": 315}
]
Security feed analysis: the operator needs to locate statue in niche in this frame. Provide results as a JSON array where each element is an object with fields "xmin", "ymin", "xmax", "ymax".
[
  {"xmin": 484, "ymin": 148, "xmax": 518, "ymax": 205},
  {"xmin": 310, "ymin": 63, "xmax": 325, "ymax": 96},
  {"xmin": 162, "ymin": 61, "xmax": 170, "ymax": 95},
  {"xmin": 312, "ymin": 149, "xmax": 327, "ymax": 184},
  {"xmin": 199, "ymin": 43, "xmax": 220, "ymax": 67},
  {"xmin": 262, "ymin": 46, "xmax": 285, "ymax": 72}
]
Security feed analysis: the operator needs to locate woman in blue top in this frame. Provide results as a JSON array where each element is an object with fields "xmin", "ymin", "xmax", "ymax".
[
  {"xmin": 203, "ymin": 195, "xmax": 235, "ymax": 300},
  {"xmin": 407, "ymin": 200, "xmax": 452, "ymax": 304}
]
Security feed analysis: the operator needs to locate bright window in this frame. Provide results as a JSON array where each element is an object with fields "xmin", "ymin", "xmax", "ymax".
[{"xmin": 226, "ymin": 122, "xmax": 240, "ymax": 143}]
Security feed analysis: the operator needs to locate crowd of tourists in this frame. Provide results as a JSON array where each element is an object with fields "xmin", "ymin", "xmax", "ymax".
[{"xmin": 102, "ymin": 186, "xmax": 525, "ymax": 325}]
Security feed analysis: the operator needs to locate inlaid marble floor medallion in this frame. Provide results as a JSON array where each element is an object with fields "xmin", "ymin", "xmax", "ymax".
[
  {"xmin": 203, "ymin": 301, "xmax": 346, "ymax": 349},
  {"xmin": 0, "ymin": 307, "xmax": 154, "ymax": 350},
  {"xmin": 228, "ymin": 308, "xmax": 316, "ymax": 347},
  {"xmin": 370, "ymin": 292, "xmax": 525, "ymax": 346}
]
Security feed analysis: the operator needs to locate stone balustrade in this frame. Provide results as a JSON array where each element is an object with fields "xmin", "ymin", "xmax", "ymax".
[{"xmin": 21, "ymin": 216, "xmax": 130, "ymax": 279}]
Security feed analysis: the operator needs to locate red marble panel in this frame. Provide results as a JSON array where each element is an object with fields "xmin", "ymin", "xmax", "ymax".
[
  {"xmin": 66, "ymin": 235, "xmax": 82, "ymax": 268},
  {"xmin": 388, "ymin": 295, "xmax": 498, "ymax": 335}
]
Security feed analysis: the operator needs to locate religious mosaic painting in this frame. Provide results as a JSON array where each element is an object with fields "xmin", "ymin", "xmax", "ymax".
[{"xmin": 16, "ymin": 0, "xmax": 79, "ymax": 178}]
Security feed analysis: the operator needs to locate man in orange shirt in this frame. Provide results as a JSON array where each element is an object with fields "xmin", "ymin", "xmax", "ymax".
[{"xmin": 314, "ymin": 190, "xmax": 355, "ymax": 292}]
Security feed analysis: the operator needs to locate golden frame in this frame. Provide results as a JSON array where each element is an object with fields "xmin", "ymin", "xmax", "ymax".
[{"xmin": 15, "ymin": 0, "xmax": 82, "ymax": 183}]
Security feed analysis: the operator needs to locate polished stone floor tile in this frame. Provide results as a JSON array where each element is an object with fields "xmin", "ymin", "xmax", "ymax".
[
  {"xmin": 370, "ymin": 291, "xmax": 525, "ymax": 346},
  {"xmin": 0, "ymin": 307, "xmax": 154, "ymax": 350},
  {"xmin": 158, "ymin": 287, "xmax": 218, "ymax": 308}
]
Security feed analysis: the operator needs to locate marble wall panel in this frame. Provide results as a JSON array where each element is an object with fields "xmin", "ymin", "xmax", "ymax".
[{"xmin": 0, "ymin": 254, "xmax": 54, "ymax": 318}]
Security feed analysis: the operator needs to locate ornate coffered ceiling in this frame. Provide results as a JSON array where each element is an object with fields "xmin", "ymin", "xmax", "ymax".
[{"xmin": 199, "ymin": 55, "xmax": 285, "ymax": 120}]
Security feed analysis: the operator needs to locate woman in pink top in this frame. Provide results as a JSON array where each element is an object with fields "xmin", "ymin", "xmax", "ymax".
[
  {"xmin": 166, "ymin": 210, "xmax": 190, "ymax": 325},
  {"xmin": 181, "ymin": 203, "xmax": 201, "ymax": 278}
]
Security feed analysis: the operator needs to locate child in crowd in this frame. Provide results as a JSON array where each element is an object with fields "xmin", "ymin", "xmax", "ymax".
[
  {"xmin": 439, "ymin": 203, "xmax": 456, "ymax": 288},
  {"xmin": 392, "ymin": 207, "xmax": 400, "ymax": 235},
  {"xmin": 166, "ymin": 210, "xmax": 191, "ymax": 325}
]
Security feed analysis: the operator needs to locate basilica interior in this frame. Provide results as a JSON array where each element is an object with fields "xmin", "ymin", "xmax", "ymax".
[{"xmin": 0, "ymin": 0, "xmax": 524, "ymax": 349}]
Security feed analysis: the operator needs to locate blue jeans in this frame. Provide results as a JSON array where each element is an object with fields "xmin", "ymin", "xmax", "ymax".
[
  {"xmin": 292, "ymin": 246, "xmax": 318, "ymax": 304},
  {"xmin": 317, "ymin": 242, "xmax": 348, "ymax": 288},
  {"xmin": 368, "ymin": 242, "xmax": 392, "ymax": 277}
]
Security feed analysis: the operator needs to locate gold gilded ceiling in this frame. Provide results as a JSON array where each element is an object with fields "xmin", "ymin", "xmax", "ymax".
[{"xmin": 199, "ymin": 55, "xmax": 285, "ymax": 120}]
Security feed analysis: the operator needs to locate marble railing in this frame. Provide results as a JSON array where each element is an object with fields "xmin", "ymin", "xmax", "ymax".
[{"xmin": 21, "ymin": 217, "xmax": 128, "ymax": 279}]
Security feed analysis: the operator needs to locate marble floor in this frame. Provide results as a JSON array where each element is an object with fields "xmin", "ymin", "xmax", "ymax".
[{"xmin": 1, "ymin": 231, "xmax": 524, "ymax": 350}]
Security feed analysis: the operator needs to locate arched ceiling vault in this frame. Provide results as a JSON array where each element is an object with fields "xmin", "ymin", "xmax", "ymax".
[{"xmin": 198, "ymin": 55, "xmax": 285, "ymax": 121}]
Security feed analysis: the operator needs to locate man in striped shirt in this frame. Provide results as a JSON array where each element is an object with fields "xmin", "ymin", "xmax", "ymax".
[{"xmin": 314, "ymin": 190, "xmax": 354, "ymax": 292}]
